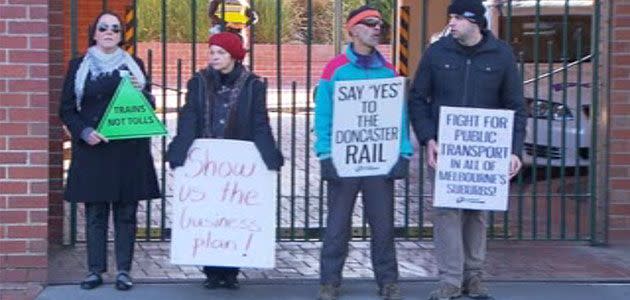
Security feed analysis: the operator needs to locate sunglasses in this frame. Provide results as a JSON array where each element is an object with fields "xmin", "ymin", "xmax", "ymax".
[
  {"xmin": 97, "ymin": 23, "xmax": 121, "ymax": 33},
  {"xmin": 358, "ymin": 19, "xmax": 383, "ymax": 28}
]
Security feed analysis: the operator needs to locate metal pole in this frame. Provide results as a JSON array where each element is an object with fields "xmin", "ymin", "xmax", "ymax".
[{"xmin": 334, "ymin": 0, "xmax": 343, "ymax": 55}]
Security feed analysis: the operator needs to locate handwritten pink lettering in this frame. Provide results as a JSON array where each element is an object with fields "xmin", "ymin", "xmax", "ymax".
[
  {"xmin": 192, "ymin": 230, "xmax": 238, "ymax": 257},
  {"xmin": 178, "ymin": 206, "xmax": 262, "ymax": 232},
  {"xmin": 185, "ymin": 147, "xmax": 257, "ymax": 178},
  {"xmin": 178, "ymin": 184, "xmax": 206, "ymax": 203},
  {"xmin": 220, "ymin": 181, "xmax": 260, "ymax": 206}
]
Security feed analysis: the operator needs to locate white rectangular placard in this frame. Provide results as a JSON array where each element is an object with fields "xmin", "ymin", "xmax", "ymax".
[
  {"xmin": 170, "ymin": 139, "xmax": 277, "ymax": 268},
  {"xmin": 331, "ymin": 77, "xmax": 405, "ymax": 177},
  {"xmin": 433, "ymin": 106, "xmax": 514, "ymax": 211}
]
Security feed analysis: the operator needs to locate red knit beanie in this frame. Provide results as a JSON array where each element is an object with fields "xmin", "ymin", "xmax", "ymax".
[{"xmin": 208, "ymin": 32, "xmax": 246, "ymax": 61}]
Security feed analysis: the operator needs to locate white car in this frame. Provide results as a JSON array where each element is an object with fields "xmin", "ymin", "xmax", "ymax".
[{"xmin": 521, "ymin": 61, "xmax": 592, "ymax": 167}]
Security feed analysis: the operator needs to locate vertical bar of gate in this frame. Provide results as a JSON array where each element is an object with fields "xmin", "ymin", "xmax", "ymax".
[
  {"xmin": 531, "ymin": 0, "xmax": 542, "ymax": 240},
  {"xmin": 159, "ymin": 0, "xmax": 168, "ymax": 241},
  {"xmin": 391, "ymin": 0, "xmax": 398, "ymax": 67},
  {"xmin": 290, "ymin": 82, "xmax": 297, "ymax": 240},
  {"xmin": 276, "ymin": 0, "xmax": 284, "ymax": 240},
  {"xmin": 133, "ymin": 0, "xmax": 138, "ymax": 55},
  {"xmin": 545, "ymin": 40, "xmax": 554, "ymax": 239},
  {"xmin": 70, "ymin": 0, "xmax": 78, "ymax": 246},
  {"xmin": 518, "ymin": 52, "xmax": 525, "ymax": 240},
  {"xmin": 249, "ymin": 0, "xmax": 256, "ymax": 70},
  {"xmin": 102, "ymin": 0, "xmax": 108, "ymax": 11},
  {"xmin": 574, "ymin": 29, "xmax": 583, "ymax": 240},
  {"xmin": 334, "ymin": 0, "xmax": 342, "ymax": 55},
  {"xmin": 417, "ymin": 0, "xmax": 429, "ymax": 242},
  {"xmin": 502, "ymin": 0, "xmax": 512, "ymax": 237},
  {"xmin": 505, "ymin": 0, "xmax": 517, "ymax": 241},
  {"xmin": 420, "ymin": 0, "xmax": 428, "ymax": 51},
  {"xmin": 304, "ymin": 0, "xmax": 313, "ymax": 241},
  {"xmin": 220, "ymin": 0, "xmax": 226, "ymax": 32},
  {"xmin": 560, "ymin": 0, "xmax": 570, "ymax": 240},
  {"xmin": 273, "ymin": 78, "xmax": 282, "ymax": 240},
  {"xmin": 177, "ymin": 60, "xmax": 182, "ymax": 114},
  {"xmin": 191, "ymin": 0, "xmax": 197, "ymax": 75},
  {"xmin": 589, "ymin": 0, "xmax": 601, "ymax": 245}
]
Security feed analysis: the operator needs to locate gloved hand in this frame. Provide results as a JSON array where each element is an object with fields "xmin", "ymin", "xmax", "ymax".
[
  {"xmin": 320, "ymin": 158, "xmax": 340, "ymax": 182},
  {"xmin": 387, "ymin": 156, "xmax": 410, "ymax": 180}
]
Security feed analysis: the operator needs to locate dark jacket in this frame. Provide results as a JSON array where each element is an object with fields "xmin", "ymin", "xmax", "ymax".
[
  {"xmin": 166, "ymin": 65, "xmax": 284, "ymax": 171},
  {"xmin": 409, "ymin": 31, "xmax": 527, "ymax": 155},
  {"xmin": 59, "ymin": 56, "xmax": 161, "ymax": 203}
]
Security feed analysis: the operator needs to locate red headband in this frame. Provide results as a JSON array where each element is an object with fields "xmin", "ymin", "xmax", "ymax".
[{"xmin": 345, "ymin": 10, "xmax": 382, "ymax": 30}]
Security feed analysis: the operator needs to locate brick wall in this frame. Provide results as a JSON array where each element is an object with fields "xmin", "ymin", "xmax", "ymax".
[
  {"xmin": 0, "ymin": 0, "xmax": 50, "ymax": 298},
  {"xmin": 610, "ymin": 0, "xmax": 630, "ymax": 240}
]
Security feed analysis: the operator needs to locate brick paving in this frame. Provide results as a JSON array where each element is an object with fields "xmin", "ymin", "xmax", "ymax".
[{"xmin": 48, "ymin": 240, "xmax": 630, "ymax": 285}]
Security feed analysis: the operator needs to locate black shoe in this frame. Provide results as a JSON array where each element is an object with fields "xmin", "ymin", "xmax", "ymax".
[
  {"xmin": 80, "ymin": 272, "xmax": 103, "ymax": 290},
  {"xmin": 224, "ymin": 275, "xmax": 240, "ymax": 290},
  {"xmin": 203, "ymin": 274, "xmax": 222, "ymax": 289},
  {"xmin": 115, "ymin": 272, "xmax": 133, "ymax": 291}
]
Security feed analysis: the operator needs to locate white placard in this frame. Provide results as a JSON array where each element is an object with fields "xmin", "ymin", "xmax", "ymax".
[
  {"xmin": 433, "ymin": 106, "xmax": 514, "ymax": 211},
  {"xmin": 170, "ymin": 139, "xmax": 277, "ymax": 268},
  {"xmin": 331, "ymin": 77, "xmax": 405, "ymax": 177}
]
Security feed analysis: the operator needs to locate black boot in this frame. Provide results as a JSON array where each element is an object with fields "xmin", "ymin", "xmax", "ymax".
[
  {"xmin": 80, "ymin": 272, "xmax": 103, "ymax": 290},
  {"xmin": 115, "ymin": 271, "xmax": 133, "ymax": 291},
  {"xmin": 224, "ymin": 274, "xmax": 240, "ymax": 290}
]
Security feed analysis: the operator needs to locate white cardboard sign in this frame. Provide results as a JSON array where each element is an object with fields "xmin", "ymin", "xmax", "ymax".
[
  {"xmin": 331, "ymin": 77, "xmax": 405, "ymax": 177},
  {"xmin": 170, "ymin": 139, "xmax": 277, "ymax": 268},
  {"xmin": 433, "ymin": 106, "xmax": 514, "ymax": 211}
]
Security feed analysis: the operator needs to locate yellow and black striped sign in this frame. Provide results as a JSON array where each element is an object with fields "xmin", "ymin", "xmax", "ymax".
[
  {"xmin": 123, "ymin": 6, "xmax": 136, "ymax": 56},
  {"xmin": 398, "ymin": 6, "xmax": 410, "ymax": 77}
]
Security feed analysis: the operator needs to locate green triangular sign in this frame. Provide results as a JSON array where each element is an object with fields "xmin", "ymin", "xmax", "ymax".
[{"xmin": 96, "ymin": 77, "xmax": 167, "ymax": 140}]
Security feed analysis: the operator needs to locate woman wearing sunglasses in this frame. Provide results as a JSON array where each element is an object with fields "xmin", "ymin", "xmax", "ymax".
[
  {"xmin": 167, "ymin": 32, "xmax": 284, "ymax": 290},
  {"xmin": 59, "ymin": 11, "xmax": 160, "ymax": 291}
]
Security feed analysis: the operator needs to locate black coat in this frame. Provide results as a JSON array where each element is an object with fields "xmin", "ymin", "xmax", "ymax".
[
  {"xmin": 409, "ymin": 31, "xmax": 527, "ymax": 155},
  {"xmin": 59, "ymin": 56, "xmax": 161, "ymax": 203},
  {"xmin": 167, "ymin": 66, "xmax": 284, "ymax": 170}
]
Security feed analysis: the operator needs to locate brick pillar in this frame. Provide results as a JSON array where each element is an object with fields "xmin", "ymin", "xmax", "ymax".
[
  {"xmin": 48, "ymin": 0, "xmax": 66, "ymax": 246},
  {"xmin": 0, "ymin": 1, "xmax": 50, "ymax": 299},
  {"xmin": 610, "ymin": 1, "xmax": 630, "ymax": 240}
]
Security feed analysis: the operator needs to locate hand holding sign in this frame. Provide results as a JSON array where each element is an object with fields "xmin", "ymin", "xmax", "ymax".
[
  {"xmin": 85, "ymin": 130, "xmax": 109, "ymax": 146},
  {"xmin": 509, "ymin": 154, "xmax": 522, "ymax": 179}
]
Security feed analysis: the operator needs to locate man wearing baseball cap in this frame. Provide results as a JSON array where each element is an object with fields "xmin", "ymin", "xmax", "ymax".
[
  {"xmin": 314, "ymin": 5, "xmax": 413, "ymax": 300},
  {"xmin": 409, "ymin": 0, "xmax": 526, "ymax": 299}
]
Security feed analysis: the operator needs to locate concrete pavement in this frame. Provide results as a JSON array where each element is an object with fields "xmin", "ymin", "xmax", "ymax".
[{"xmin": 36, "ymin": 280, "xmax": 630, "ymax": 300}]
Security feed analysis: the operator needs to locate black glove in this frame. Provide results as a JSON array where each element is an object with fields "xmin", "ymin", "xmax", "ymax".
[
  {"xmin": 320, "ymin": 158, "xmax": 340, "ymax": 182},
  {"xmin": 387, "ymin": 156, "xmax": 410, "ymax": 180}
]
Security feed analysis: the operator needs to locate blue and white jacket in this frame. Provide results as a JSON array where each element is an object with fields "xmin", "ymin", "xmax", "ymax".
[{"xmin": 314, "ymin": 44, "xmax": 413, "ymax": 159}]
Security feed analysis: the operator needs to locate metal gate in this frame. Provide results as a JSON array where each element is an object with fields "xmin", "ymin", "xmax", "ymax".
[{"xmin": 64, "ymin": 0, "xmax": 604, "ymax": 244}]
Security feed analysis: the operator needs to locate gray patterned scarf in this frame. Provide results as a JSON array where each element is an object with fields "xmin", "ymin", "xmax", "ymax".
[{"xmin": 74, "ymin": 46, "xmax": 146, "ymax": 110}]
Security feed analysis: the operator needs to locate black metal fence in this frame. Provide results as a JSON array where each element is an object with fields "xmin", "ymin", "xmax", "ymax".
[{"xmin": 65, "ymin": 0, "xmax": 602, "ymax": 244}]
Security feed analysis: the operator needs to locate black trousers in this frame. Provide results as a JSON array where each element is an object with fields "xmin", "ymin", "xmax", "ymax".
[{"xmin": 85, "ymin": 201, "xmax": 138, "ymax": 273}]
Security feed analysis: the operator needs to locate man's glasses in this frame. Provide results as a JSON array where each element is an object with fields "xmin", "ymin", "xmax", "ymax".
[
  {"xmin": 358, "ymin": 19, "xmax": 383, "ymax": 28},
  {"xmin": 97, "ymin": 23, "xmax": 121, "ymax": 33}
]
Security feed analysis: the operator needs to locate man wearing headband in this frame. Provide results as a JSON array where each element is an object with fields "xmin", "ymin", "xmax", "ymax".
[
  {"xmin": 314, "ymin": 5, "xmax": 412, "ymax": 300},
  {"xmin": 409, "ymin": 0, "xmax": 526, "ymax": 299}
]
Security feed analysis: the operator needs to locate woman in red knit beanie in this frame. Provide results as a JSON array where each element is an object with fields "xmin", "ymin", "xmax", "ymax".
[{"xmin": 167, "ymin": 32, "xmax": 284, "ymax": 290}]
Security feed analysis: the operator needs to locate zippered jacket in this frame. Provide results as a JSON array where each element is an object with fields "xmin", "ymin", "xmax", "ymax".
[
  {"xmin": 409, "ymin": 31, "xmax": 526, "ymax": 156},
  {"xmin": 314, "ymin": 44, "xmax": 414, "ymax": 159}
]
